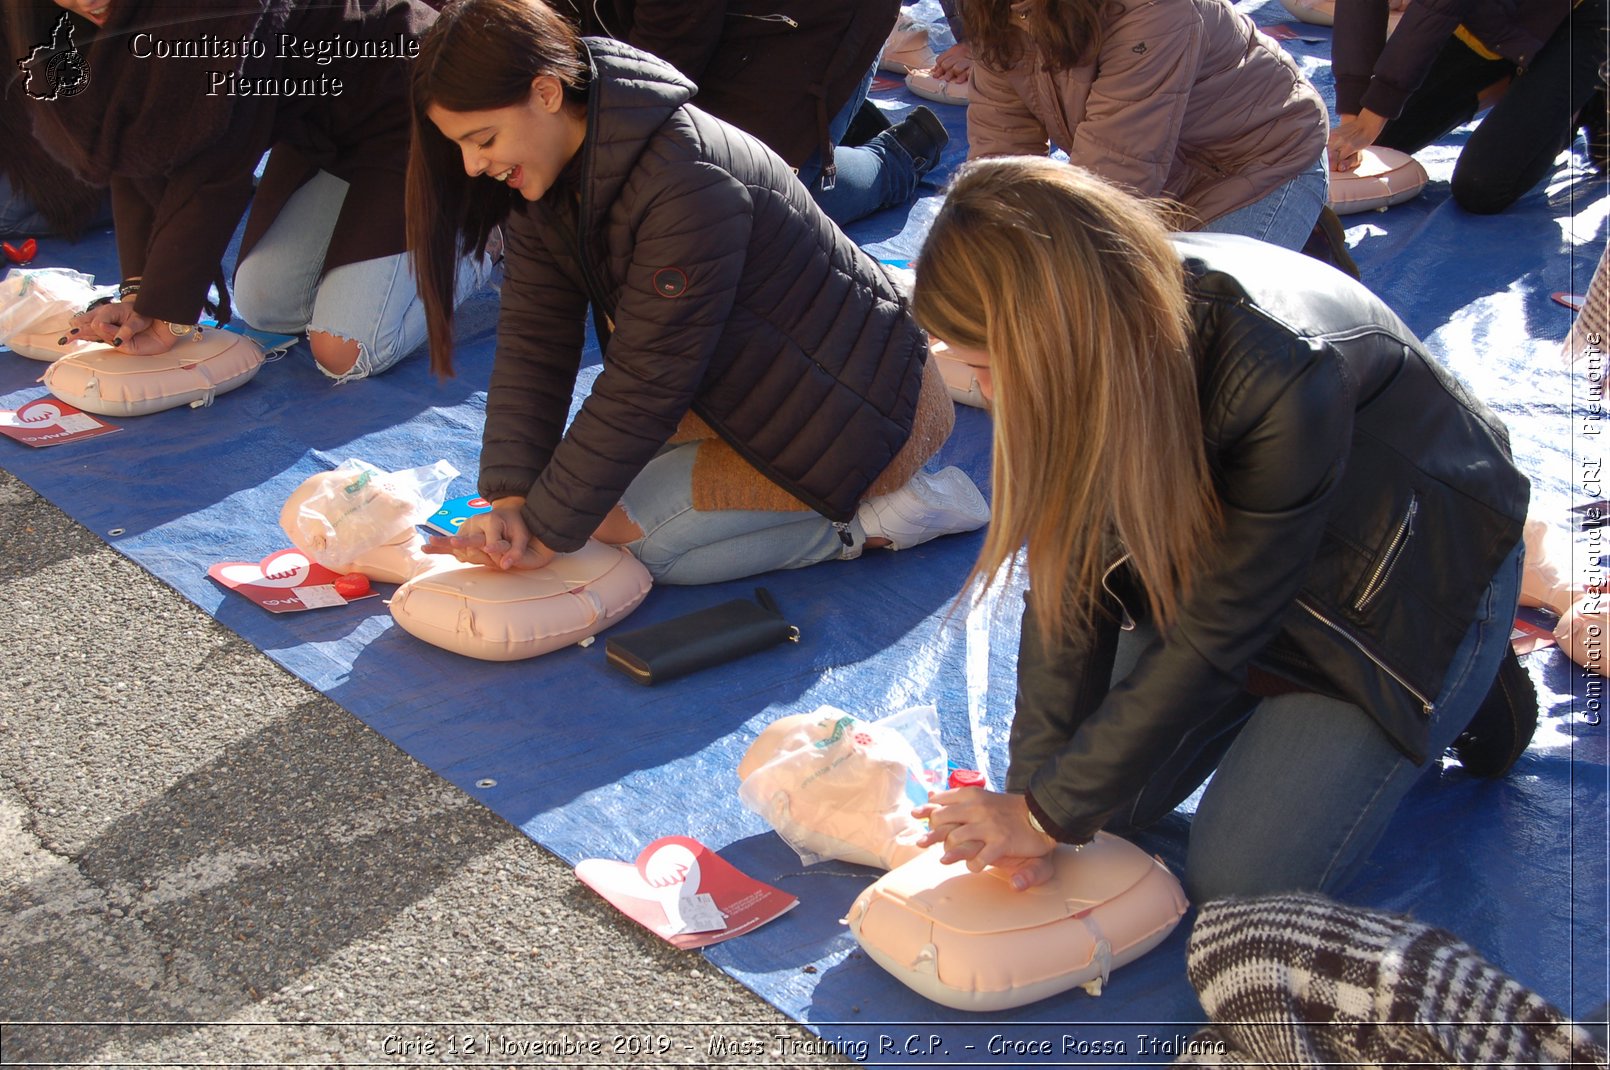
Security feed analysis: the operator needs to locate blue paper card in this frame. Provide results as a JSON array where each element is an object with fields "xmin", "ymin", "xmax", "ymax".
[{"xmin": 421, "ymin": 493, "xmax": 493, "ymax": 536}]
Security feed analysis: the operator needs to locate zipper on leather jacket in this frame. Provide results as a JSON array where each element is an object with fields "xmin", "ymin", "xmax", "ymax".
[
  {"xmin": 1296, "ymin": 597, "xmax": 1434, "ymax": 716},
  {"xmin": 1354, "ymin": 495, "xmax": 1418, "ymax": 614},
  {"xmin": 730, "ymin": 13, "xmax": 799, "ymax": 27}
]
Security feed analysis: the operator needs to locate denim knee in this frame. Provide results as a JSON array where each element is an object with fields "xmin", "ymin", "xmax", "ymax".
[
  {"xmin": 309, "ymin": 324, "xmax": 419, "ymax": 383},
  {"xmin": 233, "ymin": 255, "xmax": 310, "ymax": 334},
  {"xmin": 624, "ymin": 508, "xmax": 696, "ymax": 581}
]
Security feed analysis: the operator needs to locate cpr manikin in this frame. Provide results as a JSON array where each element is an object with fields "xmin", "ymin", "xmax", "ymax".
[
  {"xmin": 1521, "ymin": 517, "xmax": 1606, "ymax": 675},
  {"xmin": 739, "ymin": 708, "xmax": 1189, "ymax": 1011},
  {"xmin": 280, "ymin": 461, "xmax": 652, "ymax": 660},
  {"xmin": 1327, "ymin": 147, "xmax": 1429, "ymax": 215}
]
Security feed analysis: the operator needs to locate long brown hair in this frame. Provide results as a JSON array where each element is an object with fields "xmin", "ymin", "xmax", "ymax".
[
  {"xmin": 966, "ymin": 0, "xmax": 1123, "ymax": 71},
  {"xmin": 913, "ymin": 157, "xmax": 1220, "ymax": 645},
  {"xmin": 407, "ymin": 0, "xmax": 588, "ymax": 375}
]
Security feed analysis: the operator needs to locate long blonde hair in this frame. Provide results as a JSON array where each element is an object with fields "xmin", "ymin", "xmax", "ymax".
[{"xmin": 913, "ymin": 157, "xmax": 1220, "ymax": 644}]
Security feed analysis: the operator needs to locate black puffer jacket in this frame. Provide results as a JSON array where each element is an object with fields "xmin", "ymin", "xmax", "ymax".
[
  {"xmin": 1006, "ymin": 235, "xmax": 1529, "ymax": 845},
  {"xmin": 478, "ymin": 39, "xmax": 929, "ymax": 552}
]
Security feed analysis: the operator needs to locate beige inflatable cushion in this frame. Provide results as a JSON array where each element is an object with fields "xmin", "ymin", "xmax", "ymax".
[
  {"xmin": 845, "ymin": 834, "xmax": 1188, "ymax": 1011},
  {"xmin": 6, "ymin": 324, "xmax": 81, "ymax": 362},
  {"xmin": 1555, "ymin": 597, "xmax": 1608, "ymax": 676},
  {"xmin": 905, "ymin": 69, "xmax": 970, "ymax": 106},
  {"xmin": 388, "ymin": 541, "xmax": 652, "ymax": 662},
  {"xmin": 42, "ymin": 331, "xmax": 264, "ymax": 416},
  {"xmin": 1329, "ymin": 147, "xmax": 1429, "ymax": 215}
]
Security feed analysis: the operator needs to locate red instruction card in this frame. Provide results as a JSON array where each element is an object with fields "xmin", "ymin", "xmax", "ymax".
[
  {"xmin": 208, "ymin": 549, "xmax": 381, "ymax": 613},
  {"xmin": 0, "ymin": 397, "xmax": 120, "ymax": 447},
  {"xmin": 575, "ymin": 835, "xmax": 798, "ymax": 950}
]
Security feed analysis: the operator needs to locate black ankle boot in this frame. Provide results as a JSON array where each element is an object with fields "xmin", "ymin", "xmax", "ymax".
[
  {"xmin": 1449, "ymin": 645, "xmax": 1538, "ymax": 778},
  {"xmin": 1301, "ymin": 205, "xmax": 1361, "ymax": 280},
  {"xmin": 842, "ymin": 98, "xmax": 893, "ymax": 148},
  {"xmin": 887, "ymin": 105, "xmax": 949, "ymax": 177}
]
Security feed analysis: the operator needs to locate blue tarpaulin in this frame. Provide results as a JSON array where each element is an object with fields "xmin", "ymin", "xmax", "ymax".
[{"xmin": 2, "ymin": 1, "xmax": 1604, "ymax": 1060}]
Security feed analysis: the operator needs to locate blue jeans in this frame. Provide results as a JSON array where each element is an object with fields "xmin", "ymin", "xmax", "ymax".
[
  {"xmin": 1106, "ymin": 539, "xmax": 1523, "ymax": 902},
  {"xmin": 1199, "ymin": 152, "xmax": 1329, "ymax": 251},
  {"xmin": 795, "ymin": 63, "xmax": 924, "ymax": 226},
  {"xmin": 232, "ymin": 169, "xmax": 490, "ymax": 382},
  {"xmin": 618, "ymin": 442, "xmax": 863, "ymax": 584}
]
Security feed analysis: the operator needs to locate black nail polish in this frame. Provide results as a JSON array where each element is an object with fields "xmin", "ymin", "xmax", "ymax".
[
  {"xmin": 112, "ymin": 337, "xmax": 123, "ymax": 346},
  {"xmin": 58, "ymin": 336, "xmax": 69, "ymax": 345},
  {"xmin": 68, "ymin": 328, "xmax": 79, "ymax": 335}
]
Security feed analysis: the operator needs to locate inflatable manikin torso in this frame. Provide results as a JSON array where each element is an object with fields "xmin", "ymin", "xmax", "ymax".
[
  {"xmin": 1, "ymin": 270, "xmax": 264, "ymax": 414},
  {"xmin": 39, "ymin": 330, "xmax": 267, "ymax": 416},
  {"xmin": 1520, "ymin": 517, "xmax": 1606, "ymax": 675},
  {"xmin": 1329, "ymin": 147, "xmax": 1429, "ymax": 215},
  {"xmin": 280, "ymin": 462, "xmax": 652, "ymax": 661},
  {"xmin": 739, "ymin": 709, "xmax": 1189, "ymax": 1011}
]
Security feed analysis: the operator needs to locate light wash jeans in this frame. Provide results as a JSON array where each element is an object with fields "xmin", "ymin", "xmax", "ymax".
[
  {"xmin": 795, "ymin": 63, "xmax": 926, "ymax": 226},
  {"xmin": 232, "ymin": 169, "xmax": 490, "ymax": 382},
  {"xmin": 1199, "ymin": 153, "xmax": 1329, "ymax": 252},
  {"xmin": 1105, "ymin": 539, "xmax": 1523, "ymax": 903},
  {"xmin": 618, "ymin": 441, "xmax": 865, "ymax": 584}
]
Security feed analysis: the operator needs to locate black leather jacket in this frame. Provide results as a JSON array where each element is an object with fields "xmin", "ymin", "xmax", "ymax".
[{"xmin": 1007, "ymin": 234, "xmax": 1529, "ymax": 845}]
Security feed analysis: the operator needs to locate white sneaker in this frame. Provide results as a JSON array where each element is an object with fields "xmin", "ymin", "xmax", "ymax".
[{"xmin": 857, "ymin": 466, "xmax": 990, "ymax": 550}]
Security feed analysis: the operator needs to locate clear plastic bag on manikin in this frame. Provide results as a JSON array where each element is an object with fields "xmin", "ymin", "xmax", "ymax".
[
  {"xmin": 737, "ymin": 704, "xmax": 948, "ymax": 870},
  {"xmin": 899, "ymin": 0, "xmax": 957, "ymax": 51},
  {"xmin": 0, "ymin": 267, "xmax": 111, "ymax": 346},
  {"xmin": 288, "ymin": 458, "xmax": 459, "ymax": 569}
]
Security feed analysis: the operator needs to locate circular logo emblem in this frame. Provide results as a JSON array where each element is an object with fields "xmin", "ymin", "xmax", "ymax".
[
  {"xmin": 47, "ymin": 51, "xmax": 89, "ymax": 98},
  {"xmin": 652, "ymin": 268, "xmax": 688, "ymax": 298},
  {"xmin": 19, "ymin": 400, "xmax": 64, "ymax": 427}
]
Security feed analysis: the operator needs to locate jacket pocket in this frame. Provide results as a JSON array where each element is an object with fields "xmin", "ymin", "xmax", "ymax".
[{"xmin": 1352, "ymin": 492, "xmax": 1418, "ymax": 615}]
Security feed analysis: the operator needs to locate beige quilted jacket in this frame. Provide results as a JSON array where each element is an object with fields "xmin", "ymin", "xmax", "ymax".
[{"xmin": 967, "ymin": 0, "xmax": 1328, "ymax": 225}]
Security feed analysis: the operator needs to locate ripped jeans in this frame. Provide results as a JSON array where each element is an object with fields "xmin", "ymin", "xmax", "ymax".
[{"xmin": 232, "ymin": 169, "xmax": 491, "ymax": 382}]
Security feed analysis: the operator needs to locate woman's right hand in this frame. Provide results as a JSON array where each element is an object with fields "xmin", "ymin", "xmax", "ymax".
[
  {"xmin": 931, "ymin": 41, "xmax": 973, "ymax": 84},
  {"xmin": 1327, "ymin": 110, "xmax": 1388, "ymax": 173},
  {"xmin": 68, "ymin": 301, "xmax": 181, "ymax": 355},
  {"xmin": 424, "ymin": 496, "xmax": 556, "ymax": 570}
]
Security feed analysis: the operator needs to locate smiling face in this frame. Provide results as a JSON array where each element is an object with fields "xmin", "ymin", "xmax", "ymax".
[
  {"xmin": 52, "ymin": 0, "xmax": 112, "ymax": 26},
  {"xmin": 426, "ymin": 75, "xmax": 586, "ymax": 202}
]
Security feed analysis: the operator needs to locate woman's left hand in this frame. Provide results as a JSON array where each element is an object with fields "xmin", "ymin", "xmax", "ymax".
[
  {"xmin": 68, "ymin": 302, "xmax": 181, "ymax": 355},
  {"xmin": 913, "ymin": 787, "xmax": 1056, "ymax": 884}
]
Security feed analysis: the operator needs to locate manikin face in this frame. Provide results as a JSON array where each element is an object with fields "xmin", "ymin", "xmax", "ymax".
[
  {"xmin": 52, "ymin": 0, "xmax": 113, "ymax": 26},
  {"xmin": 934, "ymin": 339, "xmax": 994, "ymax": 402},
  {"xmin": 427, "ymin": 75, "xmax": 586, "ymax": 203}
]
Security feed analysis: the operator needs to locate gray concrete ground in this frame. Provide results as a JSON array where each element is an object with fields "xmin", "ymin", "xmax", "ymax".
[{"xmin": 0, "ymin": 467, "xmax": 842, "ymax": 1067}]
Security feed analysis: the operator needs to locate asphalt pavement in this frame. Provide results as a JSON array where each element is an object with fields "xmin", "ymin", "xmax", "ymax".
[{"xmin": 0, "ymin": 466, "xmax": 843, "ymax": 1067}]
